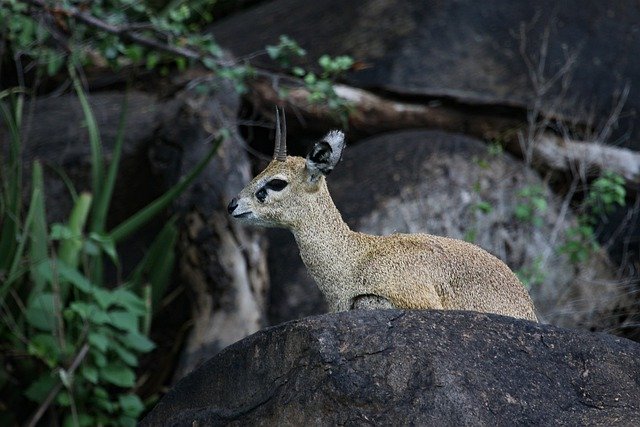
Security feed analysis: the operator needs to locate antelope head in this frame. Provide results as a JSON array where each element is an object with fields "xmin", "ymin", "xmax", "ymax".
[{"xmin": 227, "ymin": 107, "xmax": 345, "ymax": 229}]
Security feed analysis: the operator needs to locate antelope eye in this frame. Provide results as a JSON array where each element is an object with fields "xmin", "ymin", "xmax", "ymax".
[
  {"xmin": 255, "ymin": 188, "xmax": 267, "ymax": 203},
  {"xmin": 265, "ymin": 179, "xmax": 288, "ymax": 191}
]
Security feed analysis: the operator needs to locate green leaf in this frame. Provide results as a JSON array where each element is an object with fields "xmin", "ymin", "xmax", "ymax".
[
  {"xmin": 63, "ymin": 413, "xmax": 95, "ymax": 427},
  {"xmin": 474, "ymin": 201, "xmax": 493, "ymax": 214},
  {"xmin": 118, "ymin": 415, "xmax": 138, "ymax": 427},
  {"xmin": 128, "ymin": 218, "xmax": 178, "ymax": 310},
  {"xmin": 56, "ymin": 390, "xmax": 72, "ymax": 407},
  {"xmin": 93, "ymin": 351, "xmax": 108, "ymax": 368},
  {"xmin": 46, "ymin": 51, "xmax": 65, "ymax": 76},
  {"xmin": 265, "ymin": 45, "xmax": 279, "ymax": 60},
  {"xmin": 202, "ymin": 56, "xmax": 217, "ymax": 70},
  {"xmin": 146, "ymin": 52, "xmax": 160, "ymax": 70},
  {"xmin": 88, "ymin": 331, "xmax": 110, "ymax": 353},
  {"xmin": 28, "ymin": 161, "xmax": 48, "ymax": 294},
  {"xmin": 81, "ymin": 364, "xmax": 99, "ymax": 384},
  {"xmin": 124, "ymin": 44, "xmax": 144, "ymax": 62},
  {"xmin": 88, "ymin": 233, "xmax": 119, "ymax": 265},
  {"xmin": 71, "ymin": 64, "xmax": 103, "ymax": 200},
  {"xmin": 28, "ymin": 334, "xmax": 61, "ymax": 366},
  {"xmin": 532, "ymin": 198, "xmax": 547, "ymax": 212},
  {"xmin": 118, "ymin": 330, "xmax": 155, "ymax": 353},
  {"xmin": 514, "ymin": 205, "xmax": 530, "ymax": 220},
  {"xmin": 99, "ymin": 363, "xmax": 136, "ymax": 387},
  {"xmin": 111, "ymin": 288, "xmax": 146, "ymax": 315},
  {"xmin": 83, "ymin": 239, "xmax": 100, "ymax": 256},
  {"xmin": 91, "ymin": 93, "xmax": 129, "ymax": 234},
  {"xmin": 58, "ymin": 192, "xmax": 92, "ymax": 269},
  {"xmin": 93, "ymin": 287, "xmax": 115, "ymax": 310},
  {"xmin": 112, "ymin": 342, "xmax": 138, "ymax": 366},
  {"xmin": 304, "ymin": 73, "xmax": 317, "ymax": 85},
  {"xmin": 2, "ymin": 163, "xmax": 45, "ymax": 296},
  {"xmin": 318, "ymin": 54, "xmax": 331, "ymax": 69},
  {"xmin": 25, "ymin": 374, "xmax": 56, "ymax": 403},
  {"xmin": 50, "ymin": 224, "xmax": 73, "ymax": 240},
  {"xmin": 108, "ymin": 310, "xmax": 138, "ymax": 332},
  {"xmin": 54, "ymin": 261, "xmax": 94, "ymax": 293},
  {"xmin": 70, "ymin": 302, "xmax": 110, "ymax": 325},
  {"xmin": 118, "ymin": 394, "xmax": 144, "ymax": 418},
  {"xmin": 25, "ymin": 293, "xmax": 56, "ymax": 331}
]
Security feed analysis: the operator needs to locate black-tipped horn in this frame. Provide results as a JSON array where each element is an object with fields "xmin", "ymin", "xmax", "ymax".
[{"xmin": 273, "ymin": 106, "xmax": 287, "ymax": 161}]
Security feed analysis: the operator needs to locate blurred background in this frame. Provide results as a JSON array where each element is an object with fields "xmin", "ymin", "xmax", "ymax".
[{"xmin": 1, "ymin": 0, "xmax": 639, "ymax": 425}]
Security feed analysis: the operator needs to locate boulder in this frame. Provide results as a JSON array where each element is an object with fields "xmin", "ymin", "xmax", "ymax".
[
  {"xmin": 143, "ymin": 309, "xmax": 640, "ymax": 426},
  {"xmin": 268, "ymin": 130, "xmax": 621, "ymax": 331},
  {"xmin": 212, "ymin": 0, "xmax": 640, "ymax": 149}
]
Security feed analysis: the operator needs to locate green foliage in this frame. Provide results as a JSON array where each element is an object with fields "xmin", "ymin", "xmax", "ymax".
[
  {"xmin": 487, "ymin": 140, "xmax": 505, "ymax": 157},
  {"xmin": 300, "ymin": 54, "xmax": 354, "ymax": 115},
  {"xmin": 463, "ymin": 228, "xmax": 478, "ymax": 244},
  {"xmin": 585, "ymin": 171, "xmax": 626, "ymax": 217},
  {"xmin": 0, "ymin": 80, "xmax": 220, "ymax": 425},
  {"xmin": 473, "ymin": 200, "xmax": 494, "ymax": 214},
  {"xmin": 265, "ymin": 36, "xmax": 354, "ymax": 123},
  {"xmin": 1, "ymin": 0, "xmax": 224, "ymax": 75},
  {"xmin": 558, "ymin": 219, "xmax": 598, "ymax": 263},
  {"xmin": 516, "ymin": 257, "xmax": 546, "ymax": 290},
  {"xmin": 514, "ymin": 185, "xmax": 548, "ymax": 227},
  {"xmin": 558, "ymin": 171, "xmax": 626, "ymax": 264},
  {"xmin": 266, "ymin": 35, "xmax": 306, "ymax": 68}
]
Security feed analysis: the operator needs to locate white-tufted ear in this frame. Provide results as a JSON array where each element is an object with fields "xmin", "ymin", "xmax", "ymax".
[{"xmin": 305, "ymin": 130, "xmax": 345, "ymax": 182}]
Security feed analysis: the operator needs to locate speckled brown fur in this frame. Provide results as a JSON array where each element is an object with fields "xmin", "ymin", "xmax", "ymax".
[{"xmin": 230, "ymin": 141, "xmax": 537, "ymax": 322}]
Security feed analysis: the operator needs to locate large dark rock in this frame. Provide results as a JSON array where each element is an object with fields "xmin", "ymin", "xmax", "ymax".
[
  {"xmin": 144, "ymin": 310, "xmax": 640, "ymax": 426},
  {"xmin": 212, "ymin": 0, "xmax": 639, "ymax": 149}
]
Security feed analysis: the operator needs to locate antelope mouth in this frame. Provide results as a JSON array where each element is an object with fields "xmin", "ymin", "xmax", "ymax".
[{"xmin": 233, "ymin": 211, "xmax": 252, "ymax": 219}]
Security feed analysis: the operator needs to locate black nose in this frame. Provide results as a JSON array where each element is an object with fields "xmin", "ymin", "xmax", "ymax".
[{"xmin": 227, "ymin": 198, "xmax": 238, "ymax": 214}]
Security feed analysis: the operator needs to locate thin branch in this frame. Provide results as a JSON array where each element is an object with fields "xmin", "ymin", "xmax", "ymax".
[{"xmin": 27, "ymin": 343, "xmax": 90, "ymax": 427}]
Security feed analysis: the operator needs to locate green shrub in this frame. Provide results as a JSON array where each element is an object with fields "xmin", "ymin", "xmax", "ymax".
[
  {"xmin": 0, "ymin": 76, "xmax": 219, "ymax": 425},
  {"xmin": 514, "ymin": 185, "xmax": 548, "ymax": 228},
  {"xmin": 558, "ymin": 171, "xmax": 626, "ymax": 264}
]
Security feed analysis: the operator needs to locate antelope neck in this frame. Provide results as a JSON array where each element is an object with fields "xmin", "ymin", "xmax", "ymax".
[{"xmin": 289, "ymin": 188, "xmax": 368, "ymax": 296}]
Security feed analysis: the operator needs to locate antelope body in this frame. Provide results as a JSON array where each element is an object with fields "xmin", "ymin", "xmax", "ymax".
[{"xmin": 228, "ymin": 109, "xmax": 537, "ymax": 321}]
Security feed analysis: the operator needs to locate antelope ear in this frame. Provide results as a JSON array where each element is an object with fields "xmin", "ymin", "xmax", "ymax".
[{"xmin": 305, "ymin": 130, "xmax": 345, "ymax": 181}]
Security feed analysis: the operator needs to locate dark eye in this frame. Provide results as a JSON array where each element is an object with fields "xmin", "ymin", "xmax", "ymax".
[
  {"xmin": 265, "ymin": 179, "xmax": 288, "ymax": 191},
  {"xmin": 255, "ymin": 188, "xmax": 267, "ymax": 203}
]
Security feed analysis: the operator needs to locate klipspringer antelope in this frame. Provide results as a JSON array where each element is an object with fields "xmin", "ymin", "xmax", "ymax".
[{"xmin": 228, "ymin": 108, "xmax": 537, "ymax": 321}]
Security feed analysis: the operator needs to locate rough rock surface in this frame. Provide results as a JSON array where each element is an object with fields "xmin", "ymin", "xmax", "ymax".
[
  {"xmin": 143, "ymin": 310, "xmax": 640, "ymax": 426},
  {"xmin": 268, "ymin": 130, "xmax": 621, "ymax": 330}
]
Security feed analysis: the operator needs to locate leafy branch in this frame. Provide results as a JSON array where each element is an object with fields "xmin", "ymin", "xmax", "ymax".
[
  {"xmin": 20, "ymin": 0, "xmax": 236, "ymax": 69},
  {"xmin": 8, "ymin": 1, "xmax": 354, "ymax": 116}
]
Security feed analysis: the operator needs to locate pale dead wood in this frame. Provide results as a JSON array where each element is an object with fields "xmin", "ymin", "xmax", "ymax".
[{"xmin": 533, "ymin": 134, "xmax": 640, "ymax": 184}]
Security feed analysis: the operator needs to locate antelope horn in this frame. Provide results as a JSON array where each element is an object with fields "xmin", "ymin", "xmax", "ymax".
[{"xmin": 273, "ymin": 106, "xmax": 287, "ymax": 161}]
